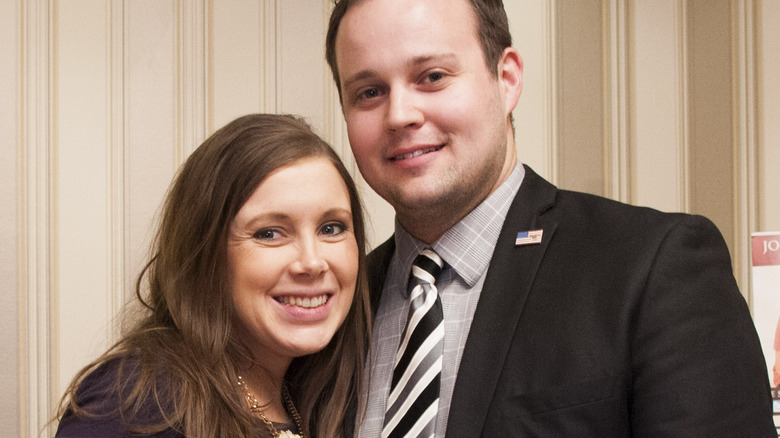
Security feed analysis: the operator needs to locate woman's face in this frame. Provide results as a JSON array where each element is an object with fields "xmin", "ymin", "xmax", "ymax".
[{"xmin": 227, "ymin": 157, "xmax": 358, "ymax": 370}]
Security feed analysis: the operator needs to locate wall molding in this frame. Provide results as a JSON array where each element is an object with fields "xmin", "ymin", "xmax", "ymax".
[
  {"xmin": 732, "ymin": 0, "xmax": 759, "ymax": 300},
  {"xmin": 178, "ymin": 0, "xmax": 208, "ymax": 158},
  {"xmin": 605, "ymin": 0, "xmax": 631, "ymax": 203},
  {"xmin": 546, "ymin": 0, "xmax": 559, "ymax": 184},
  {"xmin": 109, "ymin": 0, "xmax": 126, "ymax": 340},
  {"xmin": 261, "ymin": 0, "xmax": 279, "ymax": 113},
  {"xmin": 321, "ymin": 0, "xmax": 351, "ymax": 166},
  {"xmin": 21, "ymin": 0, "xmax": 54, "ymax": 435},
  {"xmin": 677, "ymin": 1, "xmax": 691, "ymax": 213}
]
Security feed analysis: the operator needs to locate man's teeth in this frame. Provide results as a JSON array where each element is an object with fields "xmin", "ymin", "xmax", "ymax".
[
  {"xmin": 280, "ymin": 295, "xmax": 328, "ymax": 308},
  {"xmin": 394, "ymin": 146, "xmax": 442, "ymax": 160}
]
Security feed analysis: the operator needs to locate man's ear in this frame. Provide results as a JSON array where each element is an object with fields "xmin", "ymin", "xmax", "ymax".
[{"xmin": 498, "ymin": 47, "xmax": 523, "ymax": 114}]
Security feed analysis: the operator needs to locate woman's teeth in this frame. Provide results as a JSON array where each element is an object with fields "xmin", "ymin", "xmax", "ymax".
[{"xmin": 279, "ymin": 295, "xmax": 328, "ymax": 308}]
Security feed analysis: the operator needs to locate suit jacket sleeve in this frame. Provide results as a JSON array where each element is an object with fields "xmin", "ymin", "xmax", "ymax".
[{"xmin": 627, "ymin": 215, "xmax": 773, "ymax": 436}]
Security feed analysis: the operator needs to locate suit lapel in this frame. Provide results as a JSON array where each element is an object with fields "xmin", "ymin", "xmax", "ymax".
[
  {"xmin": 367, "ymin": 237, "xmax": 396, "ymax": 315},
  {"xmin": 446, "ymin": 166, "xmax": 560, "ymax": 437}
]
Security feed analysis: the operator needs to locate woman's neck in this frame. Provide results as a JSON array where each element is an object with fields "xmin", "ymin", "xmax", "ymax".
[{"xmin": 237, "ymin": 365, "xmax": 290, "ymax": 423}]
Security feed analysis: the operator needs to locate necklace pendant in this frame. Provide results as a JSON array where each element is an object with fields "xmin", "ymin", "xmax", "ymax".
[{"xmin": 236, "ymin": 375, "xmax": 305, "ymax": 438}]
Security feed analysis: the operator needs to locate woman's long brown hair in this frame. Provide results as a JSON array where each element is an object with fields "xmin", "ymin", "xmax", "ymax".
[{"xmin": 55, "ymin": 113, "xmax": 371, "ymax": 437}]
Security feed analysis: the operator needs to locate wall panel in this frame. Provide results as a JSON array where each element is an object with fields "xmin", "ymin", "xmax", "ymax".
[
  {"xmin": 124, "ymin": 1, "xmax": 178, "ymax": 304},
  {"xmin": 53, "ymin": 0, "xmax": 113, "ymax": 401},
  {"xmin": 506, "ymin": 0, "xmax": 557, "ymax": 182},
  {"xmin": 211, "ymin": 0, "xmax": 263, "ymax": 128},
  {"xmin": 759, "ymin": 0, "xmax": 780, "ymax": 232},
  {"xmin": 0, "ymin": 1, "xmax": 21, "ymax": 436},
  {"xmin": 278, "ymin": 0, "xmax": 328, "ymax": 135},
  {"xmin": 557, "ymin": 0, "xmax": 606, "ymax": 196},
  {"xmin": 632, "ymin": 0, "xmax": 688, "ymax": 213},
  {"xmin": 687, "ymin": 0, "xmax": 735, "ymax": 257}
]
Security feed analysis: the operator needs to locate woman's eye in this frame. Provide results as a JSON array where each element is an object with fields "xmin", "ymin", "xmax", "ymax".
[
  {"xmin": 320, "ymin": 222, "xmax": 346, "ymax": 236},
  {"xmin": 253, "ymin": 228, "xmax": 281, "ymax": 240}
]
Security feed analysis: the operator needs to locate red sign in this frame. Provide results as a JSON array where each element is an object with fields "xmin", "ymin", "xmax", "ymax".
[{"xmin": 752, "ymin": 233, "xmax": 780, "ymax": 267}]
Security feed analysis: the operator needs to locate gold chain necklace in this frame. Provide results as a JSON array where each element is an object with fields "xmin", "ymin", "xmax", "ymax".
[{"xmin": 236, "ymin": 375, "xmax": 305, "ymax": 438}]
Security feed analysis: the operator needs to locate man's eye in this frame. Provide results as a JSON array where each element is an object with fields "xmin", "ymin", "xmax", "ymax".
[
  {"xmin": 360, "ymin": 88, "xmax": 380, "ymax": 100},
  {"xmin": 427, "ymin": 72, "xmax": 444, "ymax": 82},
  {"xmin": 320, "ymin": 222, "xmax": 346, "ymax": 236}
]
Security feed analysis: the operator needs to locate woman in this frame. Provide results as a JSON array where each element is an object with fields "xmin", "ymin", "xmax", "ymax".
[{"xmin": 55, "ymin": 114, "xmax": 371, "ymax": 437}]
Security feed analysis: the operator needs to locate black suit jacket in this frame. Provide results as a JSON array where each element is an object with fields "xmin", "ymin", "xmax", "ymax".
[{"xmin": 367, "ymin": 165, "xmax": 775, "ymax": 437}]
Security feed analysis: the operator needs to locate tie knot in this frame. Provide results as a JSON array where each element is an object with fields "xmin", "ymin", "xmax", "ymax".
[{"xmin": 411, "ymin": 248, "xmax": 444, "ymax": 286}]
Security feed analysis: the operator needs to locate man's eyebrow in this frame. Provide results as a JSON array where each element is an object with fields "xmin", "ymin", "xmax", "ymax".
[
  {"xmin": 408, "ymin": 53, "xmax": 457, "ymax": 67},
  {"xmin": 341, "ymin": 53, "xmax": 459, "ymax": 90},
  {"xmin": 342, "ymin": 70, "xmax": 378, "ymax": 91}
]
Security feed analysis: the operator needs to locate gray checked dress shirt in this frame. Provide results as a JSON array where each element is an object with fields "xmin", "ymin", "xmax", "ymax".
[{"xmin": 357, "ymin": 163, "xmax": 525, "ymax": 437}]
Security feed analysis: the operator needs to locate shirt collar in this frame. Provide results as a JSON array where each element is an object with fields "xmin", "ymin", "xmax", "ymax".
[{"xmin": 393, "ymin": 163, "xmax": 525, "ymax": 291}]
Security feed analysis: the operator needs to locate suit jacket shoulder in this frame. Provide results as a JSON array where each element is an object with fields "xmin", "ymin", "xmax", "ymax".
[{"xmin": 452, "ymin": 166, "xmax": 774, "ymax": 437}]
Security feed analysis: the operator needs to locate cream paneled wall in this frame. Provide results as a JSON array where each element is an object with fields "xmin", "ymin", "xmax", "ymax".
[
  {"xmin": 1, "ymin": 1, "xmax": 21, "ymax": 436},
  {"xmin": 759, "ymin": 1, "xmax": 780, "ymax": 233},
  {"xmin": 2, "ymin": 1, "xmax": 778, "ymax": 436}
]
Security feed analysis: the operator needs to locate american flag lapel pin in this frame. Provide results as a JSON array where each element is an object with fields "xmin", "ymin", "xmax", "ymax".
[{"xmin": 515, "ymin": 229, "xmax": 543, "ymax": 246}]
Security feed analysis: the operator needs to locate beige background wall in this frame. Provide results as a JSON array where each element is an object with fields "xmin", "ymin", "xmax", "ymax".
[{"xmin": 2, "ymin": 0, "xmax": 778, "ymax": 436}]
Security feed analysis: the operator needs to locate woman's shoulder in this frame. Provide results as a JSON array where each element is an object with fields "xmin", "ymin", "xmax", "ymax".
[
  {"xmin": 69, "ymin": 357, "xmax": 138, "ymax": 414},
  {"xmin": 55, "ymin": 356, "xmax": 183, "ymax": 437}
]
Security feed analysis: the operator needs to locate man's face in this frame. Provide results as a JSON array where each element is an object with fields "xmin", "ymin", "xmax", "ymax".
[{"xmin": 334, "ymin": 0, "xmax": 522, "ymax": 241}]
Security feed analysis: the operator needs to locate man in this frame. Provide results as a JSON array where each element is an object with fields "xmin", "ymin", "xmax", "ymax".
[{"xmin": 326, "ymin": 0, "xmax": 775, "ymax": 436}]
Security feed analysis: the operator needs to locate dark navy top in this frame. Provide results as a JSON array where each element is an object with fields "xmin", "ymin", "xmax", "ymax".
[{"xmin": 55, "ymin": 359, "xmax": 184, "ymax": 438}]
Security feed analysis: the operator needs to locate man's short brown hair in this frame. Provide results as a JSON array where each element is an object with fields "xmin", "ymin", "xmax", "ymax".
[{"xmin": 325, "ymin": 0, "xmax": 513, "ymax": 99}]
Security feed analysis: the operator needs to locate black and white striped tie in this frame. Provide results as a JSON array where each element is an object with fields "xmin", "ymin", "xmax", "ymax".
[{"xmin": 382, "ymin": 248, "xmax": 444, "ymax": 438}]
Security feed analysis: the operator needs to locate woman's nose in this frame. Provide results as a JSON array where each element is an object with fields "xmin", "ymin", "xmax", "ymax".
[{"xmin": 291, "ymin": 240, "xmax": 328, "ymax": 276}]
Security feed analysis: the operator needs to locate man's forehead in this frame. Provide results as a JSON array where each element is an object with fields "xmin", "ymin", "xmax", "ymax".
[
  {"xmin": 334, "ymin": 0, "xmax": 477, "ymax": 53},
  {"xmin": 337, "ymin": 0, "xmax": 475, "ymax": 32}
]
